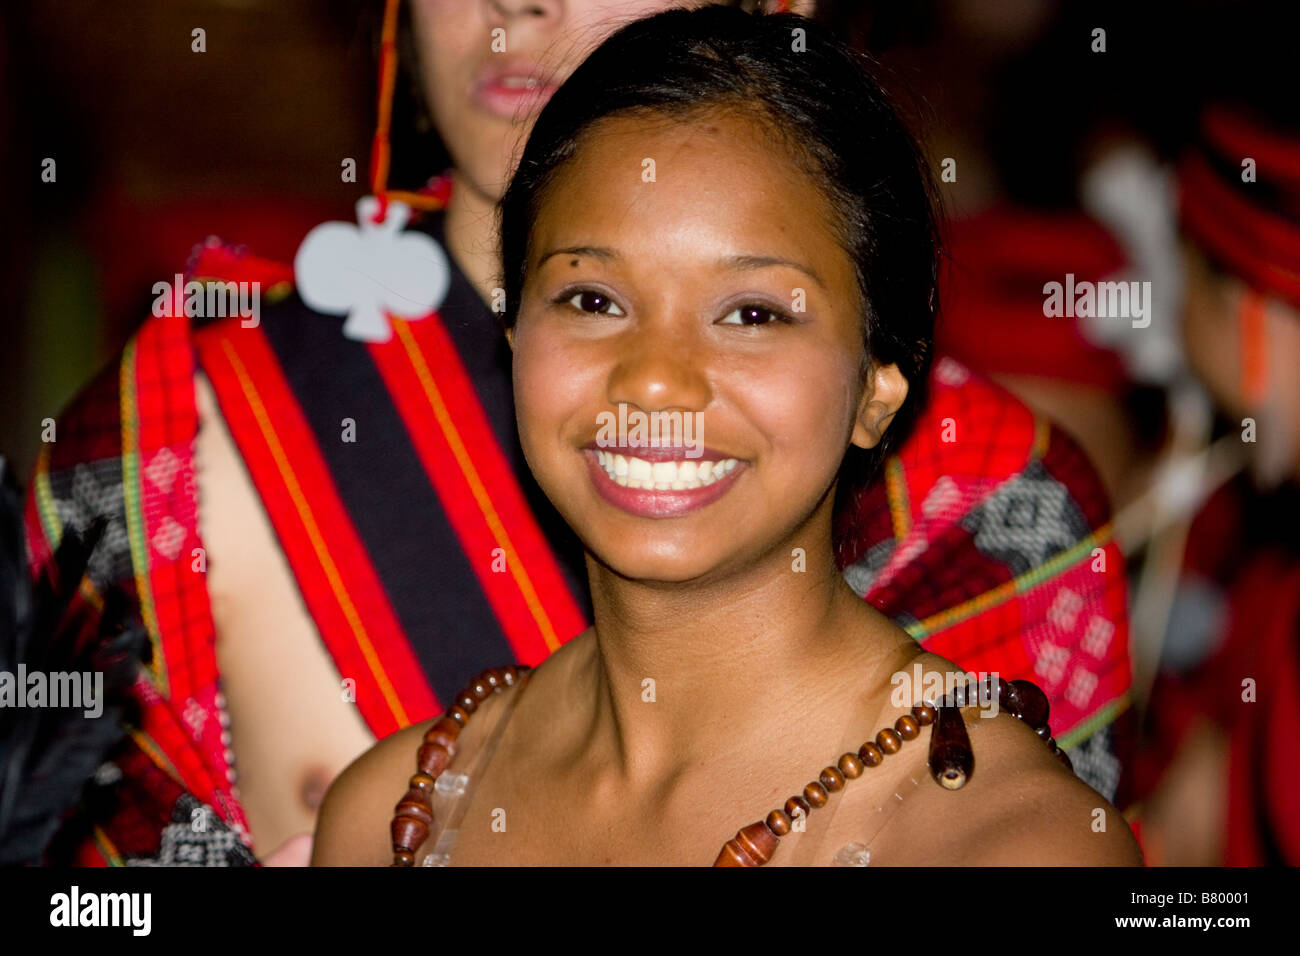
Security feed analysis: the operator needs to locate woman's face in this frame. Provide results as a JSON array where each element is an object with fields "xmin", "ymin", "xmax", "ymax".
[
  {"xmin": 510, "ymin": 110, "xmax": 906, "ymax": 582},
  {"xmin": 409, "ymin": 0, "xmax": 715, "ymax": 202},
  {"xmin": 1182, "ymin": 241, "xmax": 1300, "ymax": 477}
]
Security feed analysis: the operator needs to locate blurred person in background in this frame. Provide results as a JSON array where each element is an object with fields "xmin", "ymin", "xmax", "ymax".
[
  {"xmin": 1134, "ymin": 83, "xmax": 1300, "ymax": 864},
  {"xmin": 2, "ymin": 0, "xmax": 1131, "ymax": 867},
  {"xmin": 862, "ymin": 0, "xmax": 1187, "ymax": 525}
]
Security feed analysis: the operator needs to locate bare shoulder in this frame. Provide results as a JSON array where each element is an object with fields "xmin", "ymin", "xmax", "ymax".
[
  {"xmin": 955, "ymin": 711, "xmax": 1142, "ymax": 865},
  {"xmin": 875, "ymin": 653, "xmax": 1142, "ymax": 866},
  {"xmin": 312, "ymin": 720, "xmax": 430, "ymax": 866},
  {"xmin": 312, "ymin": 683, "xmax": 520, "ymax": 866}
]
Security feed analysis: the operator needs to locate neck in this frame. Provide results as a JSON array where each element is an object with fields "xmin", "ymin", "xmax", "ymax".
[
  {"xmin": 578, "ymin": 514, "xmax": 908, "ymax": 785},
  {"xmin": 443, "ymin": 171, "xmax": 503, "ymax": 306}
]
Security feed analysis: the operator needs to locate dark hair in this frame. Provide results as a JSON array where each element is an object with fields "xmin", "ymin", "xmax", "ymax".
[{"xmin": 499, "ymin": 5, "xmax": 939, "ymax": 554}]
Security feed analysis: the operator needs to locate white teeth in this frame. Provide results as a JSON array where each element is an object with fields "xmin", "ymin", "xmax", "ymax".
[
  {"xmin": 593, "ymin": 451, "xmax": 740, "ymax": 490},
  {"xmin": 500, "ymin": 75, "xmax": 539, "ymax": 89}
]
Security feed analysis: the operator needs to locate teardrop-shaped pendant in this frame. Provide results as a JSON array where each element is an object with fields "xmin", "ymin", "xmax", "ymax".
[{"xmin": 928, "ymin": 700, "xmax": 974, "ymax": 790}]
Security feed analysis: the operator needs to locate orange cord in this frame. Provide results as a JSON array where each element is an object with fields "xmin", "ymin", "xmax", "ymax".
[
  {"xmin": 369, "ymin": 0, "xmax": 404, "ymax": 222},
  {"xmin": 1241, "ymin": 287, "xmax": 1269, "ymax": 407}
]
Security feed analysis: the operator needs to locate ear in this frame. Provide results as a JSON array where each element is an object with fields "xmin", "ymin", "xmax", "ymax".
[{"xmin": 850, "ymin": 363, "xmax": 909, "ymax": 450}]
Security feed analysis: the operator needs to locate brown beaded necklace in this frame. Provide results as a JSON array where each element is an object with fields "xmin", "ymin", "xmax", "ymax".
[{"xmin": 390, "ymin": 665, "xmax": 1072, "ymax": 867}]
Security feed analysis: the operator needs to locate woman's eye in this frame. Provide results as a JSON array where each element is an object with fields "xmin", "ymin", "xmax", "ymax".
[
  {"xmin": 566, "ymin": 290, "xmax": 624, "ymax": 316},
  {"xmin": 719, "ymin": 304, "xmax": 784, "ymax": 326}
]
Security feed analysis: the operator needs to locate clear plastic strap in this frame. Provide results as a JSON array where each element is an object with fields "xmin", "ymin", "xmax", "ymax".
[{"xmin": 419, "ymin": 673, "xmax": 533, "ymax": 866}]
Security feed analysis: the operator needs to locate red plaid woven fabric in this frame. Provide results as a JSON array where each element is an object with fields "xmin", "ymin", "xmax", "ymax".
[
  {"xmin": 26, "ymin": 311, "xmax": 252, "ymax": 863},
  {"xmin": 843, "ymin": 356, "xmax": 1130, "ymax": 757}
]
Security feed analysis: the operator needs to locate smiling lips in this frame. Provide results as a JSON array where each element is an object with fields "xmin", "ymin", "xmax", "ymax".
[
  {"xmin": 583, "ymin": 445, "xmax": 746, "ymax": 518},
  {"xmin": 595, "ymin": 449, "xmax": 739, "ymax": 490}
]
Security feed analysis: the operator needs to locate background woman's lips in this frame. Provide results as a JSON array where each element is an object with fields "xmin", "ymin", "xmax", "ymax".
[
  {"xmin": 472, "ymin": 79, "xmax": 559, "ymax": 119},
  {"xmin": 471, "ymin": 61, "xmax": 561, "ymax": 120}
]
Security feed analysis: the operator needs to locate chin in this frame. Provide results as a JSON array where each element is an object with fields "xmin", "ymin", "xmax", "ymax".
[
  {"xmin": 589, "ymin": 544, "xmax": 738, "ymax": 586},
  {"xmin": 575, "ymin": 512, "xmax": 771, "ymax": 585}
]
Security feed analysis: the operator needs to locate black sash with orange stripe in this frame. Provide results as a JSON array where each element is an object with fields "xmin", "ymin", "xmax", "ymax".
[{"xmin": 194, "ymin": 213, "xmax": 590, "ymax": 736}]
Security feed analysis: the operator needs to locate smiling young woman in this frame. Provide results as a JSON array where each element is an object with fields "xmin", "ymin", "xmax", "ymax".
[{"xmin": 313, "ymin": 6, "xmax": 1141, "ymax": 867}]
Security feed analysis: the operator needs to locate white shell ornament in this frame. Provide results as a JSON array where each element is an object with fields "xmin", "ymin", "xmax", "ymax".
[{"xmin": 293, "ymin": 197, "xmax": 450, "ymax": 343}]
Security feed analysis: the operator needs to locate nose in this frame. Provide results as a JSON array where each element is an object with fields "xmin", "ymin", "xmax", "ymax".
[
  {"xmin": 484, "ymin": 0, "xmax": 561, "ymax": 21},
  {"xmin": 606, "ymin": 328, "xmax": 713, "ymax": 418}
]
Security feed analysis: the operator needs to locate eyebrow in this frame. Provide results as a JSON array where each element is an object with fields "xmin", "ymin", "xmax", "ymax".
[
  {"xmin": 726, "ymin": 254, "xmax": 826, "ymax": 290},
  {"xmin": 536, "ymin": 247, "xmax": 827, "ymax": 289}
]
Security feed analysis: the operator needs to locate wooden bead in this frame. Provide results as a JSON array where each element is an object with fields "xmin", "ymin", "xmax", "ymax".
[
  {"xmin": 982, "ymin": 676, "xmax": 1008, "ymax": 714},
  {"xmin": 433, "ymin": 715, "xmax": 462, "ymax": 740},
  {"xmin": 391, "ymin": 815, "xmax": 428, "ymax": 853},
  {"xmin": 417, "ymin": 742, "xmax": 453, "ymax": 777},
  {"xmin": 1046, "ymin": 736, "xmax": 1059, "ymax": 754},
  {"xmin": 766, "ymin": 809, "xmax": 792, "ymax": 836},
  {"xmin": 820, "ymin": 767, "xmax": 845, "ymax": 792},
  {"xmin": 394, "ymin": 791, "xmax": 433, "ymax": 826},
  {"xmin": 912, "ymin": 703, "xmax": 937, "ymax": 726},
  {"xmin": 858, "ymin": 742, "xmax": 883, "ymax": 767},
  {"xmin": 407, "ymin": 772, "xmax": 437, "ymax": 796},
  {"xmin": 928, "ymin": 703, "xmax": 973, "ymax": 790},
  {"xmin": 735, "ymin": 822, "xmax": 779, "ymax": 865},
  {"xmin": 876, "ymin": 728, "xmax": 902, "ymax": 754},
  {"xmin": 1010, "ymin": 679, "xmax": 1049, "ymax": 730},
  {"xmin": 838, "ymin": 753, "xmax": 864, "ymax": 778},
  {"xmin": 714, "ymin": 840, "xmax": 756, "ymax": 867},
  {"xmin": 448, "ymin": 705, "xmax": 471, "ymax": 726},
  {"xmin": 455, "ymin": 691, "xmax": 479, "ymax": 714},
  {"xmin": 1035, "ymin": 724, "xmax": 1052, "ymax": 740},
  {"xmin": 470, "ymin": 678, "xmax": 492, "ymax": 701},
  {"xmin": 784, "ymin": 795, "xmax": 810, "ymax": 821},
  {"xmin": 423, "ymin": 719, "xmax": 460, "ymax": 752},
  {"xmin": 803, "ymin": 781, "xmax": 829, "ymax": 808},
  {"xmin": 1056, "ymin": 748, "xmax": 1074, "ymax": 772},
  {"xmin": 996, "ymin": 677, "xmax": 1023, "ymax": 718},
  {"xmin": 483, "ymin": 667, "xmax": 504, "ymax": 690},
  {"xmin": 895, "ymin": 714, "xmax": 920, "ymax": 740},
  {"xmin": 392, "ymin": 850, "xmax": 414, "ymax": 867}
]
